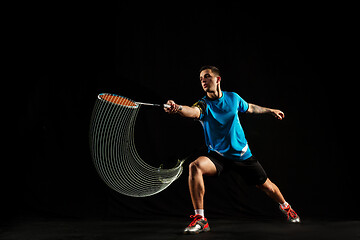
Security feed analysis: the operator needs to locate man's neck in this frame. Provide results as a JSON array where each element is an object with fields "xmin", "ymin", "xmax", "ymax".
[{"xmin": 207, "ymin": 89, "xmax": 223, "ymax": 100}]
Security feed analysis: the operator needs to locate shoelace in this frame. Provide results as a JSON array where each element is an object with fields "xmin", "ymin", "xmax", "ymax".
[{"xmin": 188, "ymin": 215, "xmax": 203, "ymax": 227}]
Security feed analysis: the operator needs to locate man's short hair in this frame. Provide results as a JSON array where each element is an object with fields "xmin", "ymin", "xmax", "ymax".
[{"xmin": 199, "ymin": 66, "xmax": 220, "ymax": 76}]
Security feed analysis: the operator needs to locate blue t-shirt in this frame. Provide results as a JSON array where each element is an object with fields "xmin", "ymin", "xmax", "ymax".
[{"xmin": 193, "ymin": 91, "xmax": 252, "ymax": 161}]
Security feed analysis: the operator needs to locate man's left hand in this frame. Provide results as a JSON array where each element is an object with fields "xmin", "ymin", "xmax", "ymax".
[{"xmin": 271, "ymin": 109, "xmax": 285, "ymax": 120}]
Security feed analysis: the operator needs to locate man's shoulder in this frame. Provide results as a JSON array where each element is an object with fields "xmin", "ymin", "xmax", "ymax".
[
  {"xmin": 223, "ymin": 91, "xmax": 240, "ymax": 99},
  {"xmin": 223, "ymin": 92, "xmax": 248, "ymax": 106}
]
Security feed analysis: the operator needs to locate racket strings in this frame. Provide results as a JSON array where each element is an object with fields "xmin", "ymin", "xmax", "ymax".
[
  {"xmin": 98, "ymin": 93, "xmax": 138, "ymax": 107},
  {"xmin": 90, "ymin": 93, "xmax": 184, "ymax": 197}
]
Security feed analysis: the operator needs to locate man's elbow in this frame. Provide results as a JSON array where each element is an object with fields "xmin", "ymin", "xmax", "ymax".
[{"xmin": 246, "ymin": 103, "xmax": 254, "ymax": 114}]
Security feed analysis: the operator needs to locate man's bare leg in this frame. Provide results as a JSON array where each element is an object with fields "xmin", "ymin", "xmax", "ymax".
[
  {"xmin": 257, "ymin": 178, "xmax": 301, "ymax": 223},
  {"xmin": 183, "ymin": 156, "xmax": 217, "ymax": 234},
  {"xmin": 188, "ymin": 156, "xmax": 217, "ymax": 211},
  {"xmin": 256, "ymin": 178, "xmax": 286, "ymax": 204}
]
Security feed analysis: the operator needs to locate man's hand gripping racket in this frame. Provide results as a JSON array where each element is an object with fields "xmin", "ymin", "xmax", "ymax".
[{"xmin": 164, "ymin": 100, "xmax": 183, "ymax": 114}]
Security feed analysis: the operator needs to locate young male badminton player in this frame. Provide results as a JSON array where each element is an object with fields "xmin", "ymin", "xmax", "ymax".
[{"xmin": 164, "ymin": 66, "xmax": 300, "ymax": 234}]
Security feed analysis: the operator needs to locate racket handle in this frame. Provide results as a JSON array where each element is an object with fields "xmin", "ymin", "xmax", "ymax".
[{"xmin": 163, "ymin": 104, "xmax": 171, "ymax": 109}]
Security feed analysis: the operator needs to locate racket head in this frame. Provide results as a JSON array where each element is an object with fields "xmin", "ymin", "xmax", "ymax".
[{"xmin": 98, "ymin": 93, "xmax": 138, "ymax": 108}]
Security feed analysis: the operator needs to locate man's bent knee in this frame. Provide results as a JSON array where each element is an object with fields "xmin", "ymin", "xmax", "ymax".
[
  {"xmin": 189, "ymin": 157, "xmax": 217, "ymax": 176},
  {"xmin": 189, "ymin": 161, "xmax": 202, "ymax": 176}
]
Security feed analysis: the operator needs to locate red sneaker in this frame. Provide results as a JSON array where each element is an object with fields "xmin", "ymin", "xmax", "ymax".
[
  {"xmin": 279, "ymin": 205, "xmax": 301, "ymax": 223},
  {"xmin": 183, "ymin": 214, "xmax": 210, "ymax": 234}
]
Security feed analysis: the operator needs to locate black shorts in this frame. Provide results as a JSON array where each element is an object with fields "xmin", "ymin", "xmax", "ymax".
[{"xmin": 205, "ymin": 151, "xmax": 268, "ymax": 186}]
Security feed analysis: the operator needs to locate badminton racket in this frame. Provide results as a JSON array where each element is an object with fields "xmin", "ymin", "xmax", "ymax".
[{"xmin": 90, "ymin": 93, "xmax": 184, "ymax": 197}]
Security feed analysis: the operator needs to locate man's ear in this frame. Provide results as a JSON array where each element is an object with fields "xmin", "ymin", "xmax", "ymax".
[{"xmin": 216, "ymin": 76, "xmax": 221, "ymax": 83}]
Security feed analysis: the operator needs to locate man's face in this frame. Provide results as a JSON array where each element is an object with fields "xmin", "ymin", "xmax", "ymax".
[{"xmin": 199, "ymin": 69, "xmax": 220, "ymax": 92}]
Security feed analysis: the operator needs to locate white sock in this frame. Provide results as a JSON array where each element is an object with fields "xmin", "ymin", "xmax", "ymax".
[
  {"xmin": 280, "ymin": 202, "xmax": 289, "ymax": 208},
  {"xmin": 194, "ymin": 209, "xmax": 204, "ymax": 218}
]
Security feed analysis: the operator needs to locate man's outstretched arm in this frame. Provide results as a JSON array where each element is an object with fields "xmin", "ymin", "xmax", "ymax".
[
  {"xmin": 164, "ymin": 100, "xmax": 201, "ymax": 119},
  {"xmin": 247, "ymin": 103, "xmax": 285, "ymax": 120}
]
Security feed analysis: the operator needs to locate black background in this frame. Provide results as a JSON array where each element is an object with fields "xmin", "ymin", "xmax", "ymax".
[{"xmin": 12, "ymin": 2, "xmax": 357, "ymax": 223}]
